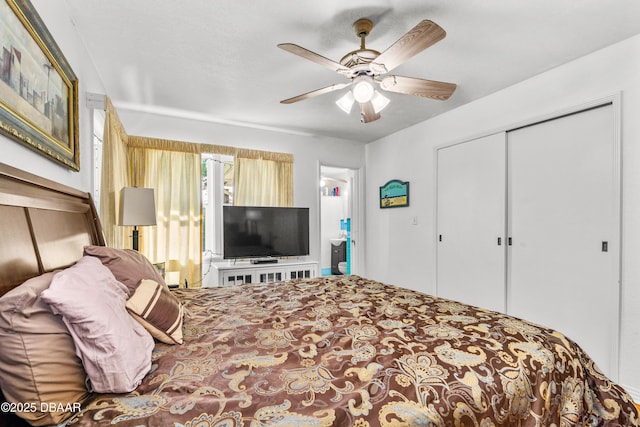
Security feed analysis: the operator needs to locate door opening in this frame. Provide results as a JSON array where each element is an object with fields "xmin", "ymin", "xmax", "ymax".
[{"xmin": 319, "ymin": 165, "xmax": 360, "ymax": 276}]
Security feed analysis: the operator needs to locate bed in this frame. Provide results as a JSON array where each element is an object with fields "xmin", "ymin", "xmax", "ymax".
[{"xmin": 0, "ymin": 162, "xmax": 637, "ymax": 427}]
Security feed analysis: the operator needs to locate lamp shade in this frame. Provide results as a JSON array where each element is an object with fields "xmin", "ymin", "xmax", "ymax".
[
  {"xmin": 336, "ymin": 91, "xmax": 355, "ymax": 114},
  {"xmin": 371, "ymin": 90, "xmax": 390, "ymax": 113},
  {"xmin": 119, "ymin": 187, "xmax": 156, "ymax": 226}
]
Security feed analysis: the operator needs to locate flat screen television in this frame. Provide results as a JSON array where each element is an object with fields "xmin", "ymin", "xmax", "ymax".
[{"xmin": 223, "ymin": 206, "xmax": 310, "ymax": 260}]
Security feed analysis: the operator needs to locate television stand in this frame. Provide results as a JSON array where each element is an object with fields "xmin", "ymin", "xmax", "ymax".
[
  {"xmin": 207, "ymin": 259, "xmax": 318, "ymax": 287},
  {"xmin": 250, "ymin": 258, "xmax": 278, "ymax": 264}
]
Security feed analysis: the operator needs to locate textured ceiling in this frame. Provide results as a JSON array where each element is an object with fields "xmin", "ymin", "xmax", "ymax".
[{"xmin": 62, "ymin": 0, "xmax": 640, "ymax": 143}]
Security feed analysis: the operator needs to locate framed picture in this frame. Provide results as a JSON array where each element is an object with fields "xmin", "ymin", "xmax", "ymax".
[
  {"xmin": 379, "ymin": 179, "xmax": 410, "ymax": 208},
  {"xmin": 0, "ymin": 0, "xmax": 79, "ymax": 170}
]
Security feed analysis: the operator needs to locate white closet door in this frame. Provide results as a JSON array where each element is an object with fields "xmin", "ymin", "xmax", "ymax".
[
  {"xmin": 436, "ymin": 133, "xmax": 506, "ymax": 312},
  {"xmin": 507, "ymin": 104, "xmax": 619, "ymax": 379}
]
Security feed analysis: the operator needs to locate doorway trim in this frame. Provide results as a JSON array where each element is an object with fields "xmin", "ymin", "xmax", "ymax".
[{"xmin": 318, "ymin": 162, "xmax": 364, "ymax": 276}]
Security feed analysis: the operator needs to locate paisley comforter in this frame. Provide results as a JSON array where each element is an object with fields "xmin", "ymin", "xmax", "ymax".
[{"xmin": 64, "ymin": 275, "xmax": 638, "ymax": 426}]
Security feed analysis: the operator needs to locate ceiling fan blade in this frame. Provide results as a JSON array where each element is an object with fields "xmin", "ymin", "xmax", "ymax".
[
  {"xmin": 359, "ymin": 101, "xmax": 381, "ymax": 123},
  {"xmin": 380, "ymin": 75, "xmax": 456, "ymax": 100},
  {"xmin": 278, "ymin": 43, "xmax": 352, "ymax": 76},
  {"xmin": 280, "ymin": 82, "xmax": 350, "ymax": 104},
  {"xmin": 371, "ymin": 20, "xmax": 446, "ymax": 74}
]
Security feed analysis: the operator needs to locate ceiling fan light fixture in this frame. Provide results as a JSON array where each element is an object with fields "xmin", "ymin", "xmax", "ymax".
[
  {"xmin": 371, "ymin": 90, "xmax": 390, "ymax": 113},
  {"xmin": 279, "ymin": 19, "xmax": 457, "ymax": 122},
  {"xmin": 336, "ymin": 90, "xmax": 355, "ymax": 114},
  {"xmin": 352, "ymin": 75, "xmax": 375, "ymax": 103}
]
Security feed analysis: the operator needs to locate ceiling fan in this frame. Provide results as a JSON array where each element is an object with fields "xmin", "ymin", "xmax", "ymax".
[{"xmin": 278, "ymin": 18, "xmax": 457, "ymax": 123}]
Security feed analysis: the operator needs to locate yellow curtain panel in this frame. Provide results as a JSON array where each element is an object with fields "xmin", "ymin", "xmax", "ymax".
[
  {"xmin": 99, "ymin": 98, "xmax": 130, "ymax": 249},
  {"xmin": 128, "ymin": 145, "xmax": 202, "ymax": 286},
  {"xmin": 233, "ymin": 156, "xmax": 293, "ymax": 206}
]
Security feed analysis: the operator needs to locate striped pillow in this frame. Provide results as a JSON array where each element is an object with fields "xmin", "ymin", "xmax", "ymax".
[{"xmin": 126, "ymin": 279, "xmax": 184, "ymax": 344}]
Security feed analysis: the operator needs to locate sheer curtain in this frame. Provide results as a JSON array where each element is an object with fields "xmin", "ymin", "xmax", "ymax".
[
  {"xmin": 128, "ymin": 141, "xmax": 201, "ymax": 286},
  {"xmin": 99, "ymin": 97, "xmax": 129, "ymax": 248},
  {"xmin": 99, "ymin": 106, "xmax": 202, "ymax": 285},
  {"xmin": 234, "ymin": 151, "xmax": 293, "ymax": 207}
]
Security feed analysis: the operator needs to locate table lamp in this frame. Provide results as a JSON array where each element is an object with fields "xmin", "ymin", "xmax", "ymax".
[{"xmin": 119, "ymin": 187, "xmax": 156, "ymax": 251}]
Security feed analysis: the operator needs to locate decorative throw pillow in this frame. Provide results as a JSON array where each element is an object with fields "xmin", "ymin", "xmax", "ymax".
[
  {"xmin": 0, "ymin": 272, "xmax": 89, "ymax": 426},
  {"xmin": 41, "ymin": 256, "xmax": 154, "ymax": 393},
  {"xmin": 126, "ymin": 279, "xmax": 184, "ymax": 344},
  {"xmin": 83, "ymin": 245, "xmax": 167, "ymax": 295}
]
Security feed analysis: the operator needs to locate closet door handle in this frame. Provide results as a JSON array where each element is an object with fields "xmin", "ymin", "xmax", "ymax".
[
  {"xmin": 497, "ymin": 237, "xmax": 502, "ymax": 246},
  {"xmin": 508, "ymin": 237, "xmax": 513, "ymax": 246}
]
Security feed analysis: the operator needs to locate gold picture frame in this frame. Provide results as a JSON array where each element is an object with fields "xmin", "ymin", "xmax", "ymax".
[{"xmin": 0, "ymin": 0, "xmax": 79, "ymax": 171}]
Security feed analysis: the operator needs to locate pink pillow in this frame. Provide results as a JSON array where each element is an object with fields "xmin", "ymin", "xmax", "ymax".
[
  {"xmin": 0, "ymin": 272, "xmax": 89, "ymax": 426},
  {"xmin": 83, "ymin": 245, "xmax": 166, "ymax": 294},
  {"xmin": 41, "ymin": 256, "xmax": 154, "ymax": 393}
]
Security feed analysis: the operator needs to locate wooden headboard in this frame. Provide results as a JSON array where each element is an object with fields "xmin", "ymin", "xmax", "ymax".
[{"xmin": 0, "ymin": 163, "xmax": 105, "ymax": 297}]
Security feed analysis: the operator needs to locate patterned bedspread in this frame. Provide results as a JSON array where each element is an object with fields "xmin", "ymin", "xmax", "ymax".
[{"xmin": 64, "ymin": 275, "xmax": 638, "ymax": 426}]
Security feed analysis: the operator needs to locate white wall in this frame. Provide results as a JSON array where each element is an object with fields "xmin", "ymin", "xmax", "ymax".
[
  {"xmin": 2, "ymin": 1, "xmax": 107, "ymax": 192},
  {"xmin": 365, "ymin": 34, "xmax": 640, "ymax": 397}
]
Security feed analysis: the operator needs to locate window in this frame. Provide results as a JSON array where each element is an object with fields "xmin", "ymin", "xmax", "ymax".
[
  {"xmin": 91, "ymin": 109, "xmax": 105, "ymax": 212},
  {"xmin": 202, "ymin": 154, "xmax": 234, "ymax": 258}
]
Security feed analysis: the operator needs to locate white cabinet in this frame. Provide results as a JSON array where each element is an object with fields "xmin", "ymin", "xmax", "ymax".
[
  {"xmin": 208, "ymin": 259, "xmax": 318, "ymax": 287},
  {"xmin": 436, "ymin": 103, "xmax": 620, "ymax": 380}
]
